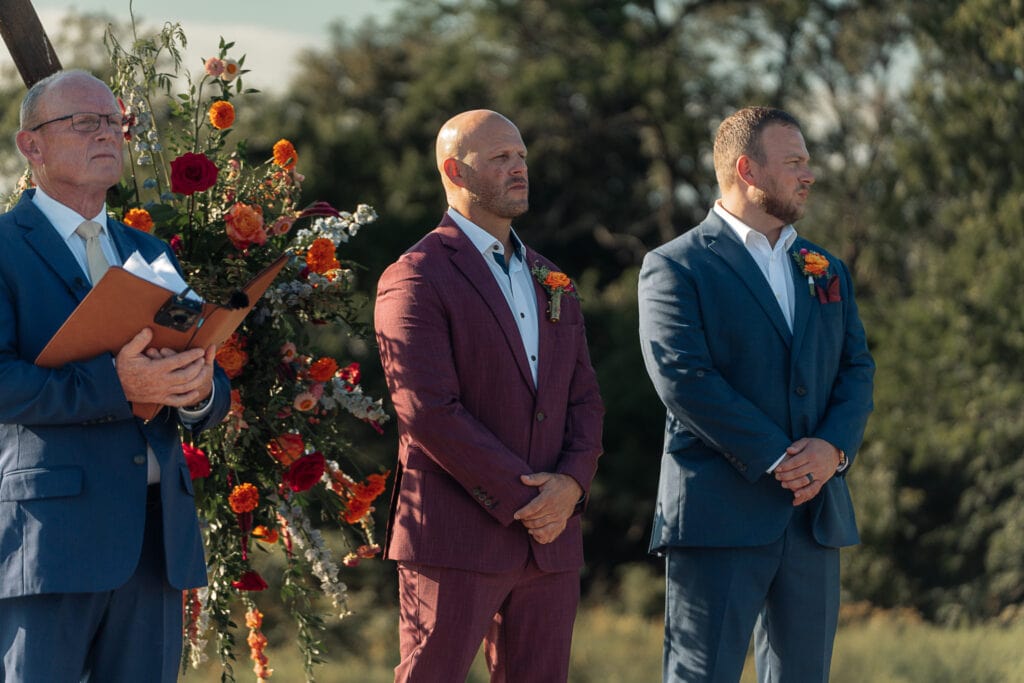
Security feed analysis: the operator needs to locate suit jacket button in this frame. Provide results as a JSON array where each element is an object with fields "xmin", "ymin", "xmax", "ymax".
[
  {"xmin": 536, "ymin": 412, "xmax": 546, "ymax": 422},
  {"xmin": 133, "ymin": 455, "xmax": 146, "ymax": 465},
  {"xmin": 794, "ymin": 386, "xmax": 808, "ymax": 396}
]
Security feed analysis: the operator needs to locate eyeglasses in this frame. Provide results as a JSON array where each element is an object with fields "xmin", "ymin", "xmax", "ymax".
[{"xmin": 29, "ymin": 112, "xmax": 129, "ymax": 133}]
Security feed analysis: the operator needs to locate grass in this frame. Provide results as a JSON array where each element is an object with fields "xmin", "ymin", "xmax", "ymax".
[{"xmin": 183, "ymin": 602, "xmax": 1024, "ymax": 682}]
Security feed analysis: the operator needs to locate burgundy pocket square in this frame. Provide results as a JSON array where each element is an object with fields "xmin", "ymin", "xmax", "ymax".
[{"xmin": 816, "ymin": 275, "xmax": 842, "ymax": 304}]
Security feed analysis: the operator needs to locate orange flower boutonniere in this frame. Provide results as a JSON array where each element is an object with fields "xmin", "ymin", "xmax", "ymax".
[
  {"xmin": 531, "ymin": 263, "xmax": 580, "ymax": 323},
  {"xmin": 792, "ymin": 248, "xmax": 842, "ymax": 304}
]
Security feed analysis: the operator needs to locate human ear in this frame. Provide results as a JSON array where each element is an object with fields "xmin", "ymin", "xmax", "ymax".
[
  {"xmin": 15, "ymin": 130, "xmax": 42, "ymax": 165},
  {"xmin": 442, "ymin": 157, "xmax": 466, "ymax": 187}
]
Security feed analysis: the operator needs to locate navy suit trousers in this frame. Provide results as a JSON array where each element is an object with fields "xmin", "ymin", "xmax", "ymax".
[{"xmin": 663, "ymin": 506, "xmax": 840, "ymax": 683}]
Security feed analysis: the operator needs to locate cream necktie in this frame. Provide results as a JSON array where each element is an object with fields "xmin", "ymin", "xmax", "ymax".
[{"xmin": 75, "ymin": 220, "xmax": 110, "ymax": 285}]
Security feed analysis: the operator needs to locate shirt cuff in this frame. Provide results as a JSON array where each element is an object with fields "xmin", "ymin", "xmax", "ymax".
[
  {"xmin": 178, "ymin": 383, "xmax": 215, "ymax": 424},
  {"xmin": 767, "ymin": 452, "xmax": 787, "ymax": 473}
]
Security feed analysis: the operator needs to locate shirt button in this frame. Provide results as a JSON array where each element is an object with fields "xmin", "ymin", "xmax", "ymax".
[
  {"xmin": 520, "ymin": 312, "xmax": 525, "ymax": 318},
  {"xmin": 133, "ymin": 455, "xmax": 146, "ymax": 465},
  {"xmin": 530, "ymin": 355, "xmax": 537, "ymax": 361},
  {"xmin": 536, "ymin": 412, "xmax": 546, "ymax": 422}
]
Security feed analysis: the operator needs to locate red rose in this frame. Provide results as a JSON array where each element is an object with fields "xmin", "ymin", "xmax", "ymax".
[
  {"xmin": 182, "ymin": 442, "xmax": 211, "ymax": 480},
  {"xmin": 231, "ymin": 570, "xmax": 268, "ymax": 592},
  {"xmin": 170, "ymin": 152, "xmax": 218, "ymax": 195},
  {"xmin": 282, "ymin": 452, "xmax": 326, "ymax": 492}
]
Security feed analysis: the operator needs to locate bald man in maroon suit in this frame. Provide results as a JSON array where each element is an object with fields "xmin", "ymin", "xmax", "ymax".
[{"xmin": 374, "ymin": 109, "xmax": 604, "ymax": 682}]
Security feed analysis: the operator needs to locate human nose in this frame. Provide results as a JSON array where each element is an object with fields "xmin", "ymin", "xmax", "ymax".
[{"xmin": 94, "ymin": 116, "xmax": 121, "ymax": 138}]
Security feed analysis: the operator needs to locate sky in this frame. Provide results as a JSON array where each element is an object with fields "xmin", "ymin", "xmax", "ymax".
[{"xmin": 2, "ymin": 0, "xmax": 400, "ymax": 92}]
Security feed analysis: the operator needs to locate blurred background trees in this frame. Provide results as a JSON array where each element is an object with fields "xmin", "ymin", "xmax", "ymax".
[{"xmin": 5, "ymin": 0, "xmax": 1024, "ymax": 626}]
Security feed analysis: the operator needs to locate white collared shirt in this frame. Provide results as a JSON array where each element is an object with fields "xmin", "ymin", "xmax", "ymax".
[
  {"xmin": 714, "ymin": 201, "xmax": 798, "ymax": 332},
  {"xmin": 32, "ymin": 187, "xmax": 122, "ymax": 283},
  {"xmin": 447, "ymin": 208, "xmax": 540, "ymax": 386}
]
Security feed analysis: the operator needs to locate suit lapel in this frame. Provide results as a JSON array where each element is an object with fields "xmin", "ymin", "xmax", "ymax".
[
  {"xmin": 440, "ymin": 217, "xmax": 537, "ymax": 393},
  {"xmin": 14, "ymin": 193, "xmax": 92, "ymax": 302},
  {"xmin": 704, "ymin": 215, "xmax": 792, "ymax": 348}
]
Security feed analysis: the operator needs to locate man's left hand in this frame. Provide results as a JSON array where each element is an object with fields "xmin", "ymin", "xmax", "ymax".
[
  {"xmin": 513, "ymin": 473, "xmax": 583, "ymax": 544},
  {"xmin": 774, "ymin": 437, "xmax": 841, "ymax": 506}
]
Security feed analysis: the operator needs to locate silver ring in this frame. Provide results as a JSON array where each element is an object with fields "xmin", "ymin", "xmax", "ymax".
[{"xmin": 806, "ymin": 472, "xmax": 815, "ymax": 484}]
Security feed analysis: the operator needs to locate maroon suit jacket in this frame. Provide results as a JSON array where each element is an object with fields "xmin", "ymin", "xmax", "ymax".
[{"xmin": 374, "ymin": 215, "xmax": 604, "ymax": 573}]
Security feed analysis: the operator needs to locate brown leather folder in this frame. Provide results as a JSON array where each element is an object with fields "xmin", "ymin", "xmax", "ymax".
[{"xmin": 36, "ymin": 253, "xmax": 289, "ymax": 420}]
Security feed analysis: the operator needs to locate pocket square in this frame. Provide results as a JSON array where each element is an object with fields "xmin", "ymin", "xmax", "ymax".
[{"xmin": 816, "ymin": 275, "xmax": 842, "ymax": 304}]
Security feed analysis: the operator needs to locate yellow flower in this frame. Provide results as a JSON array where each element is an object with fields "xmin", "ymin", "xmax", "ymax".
[{"xmin": 208, "ymin": 100, "xmax": 235, "ymax": 130}]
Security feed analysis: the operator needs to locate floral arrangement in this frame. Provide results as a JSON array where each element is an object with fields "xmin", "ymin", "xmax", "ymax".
[
  {"xmin": 530, "ymin": 263, "xmax": 579, "ymax": 322},
  {"xmin": 792, "ymin": 247, "xmax": 841, "ymax": 304},
  {"xmin": 95, "ymin": 19, "xmax": 390, "ymax": 682}
]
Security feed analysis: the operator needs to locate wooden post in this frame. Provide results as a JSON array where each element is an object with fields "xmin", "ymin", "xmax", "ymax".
[{"xmin": 0, "ymin": 0, "xmax": 62, "ymax": 88}]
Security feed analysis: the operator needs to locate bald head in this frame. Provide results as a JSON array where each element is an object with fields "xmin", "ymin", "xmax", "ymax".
[
  {"xmin": 435, "ymin": 109, "xmax": 519, "ymax": 175},
  {"xmin": 435, "ymin": 109, "xmax": 528, "ymax": 234}
]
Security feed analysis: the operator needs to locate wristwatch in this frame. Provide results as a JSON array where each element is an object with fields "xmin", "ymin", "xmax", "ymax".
[
  {"xmin": 836, "ymin": 449, "xmax": 848, "ymax": 472},
  {"xmin": 184, "ymin": 395, "xmax": 212, "ymax": 412}
]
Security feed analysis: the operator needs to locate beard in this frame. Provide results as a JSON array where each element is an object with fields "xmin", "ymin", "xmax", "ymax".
[
  {"xmin": 465, "ymin": 174, "xmax": 529, "ymax": 220},
  {"xmin": 753, "ymin": 178, "xmax": 805, "ymax": 225}
]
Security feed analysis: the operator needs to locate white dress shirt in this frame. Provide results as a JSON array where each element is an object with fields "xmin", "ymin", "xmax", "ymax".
[{"xmin": 448, "ymin": 208, "xmax": 540, "ymax": 386}]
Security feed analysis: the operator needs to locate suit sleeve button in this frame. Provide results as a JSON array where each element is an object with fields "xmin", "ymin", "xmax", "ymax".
[
  {"xmin": 794, "ymin": 386, "xmax": 808, "ymax": 396},
  {"xmin": 133, "ymin": 455, "xmax": 146, "ymax": 465}
]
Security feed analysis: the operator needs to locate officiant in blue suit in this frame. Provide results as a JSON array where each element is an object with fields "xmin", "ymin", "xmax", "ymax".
[
  {"xmin": 0, "ymin": 70, "xmax": 230, "ymax": 682},
  {"xmin": 638, "ymin": 107, "xmax": 874, "ymax": 683}
]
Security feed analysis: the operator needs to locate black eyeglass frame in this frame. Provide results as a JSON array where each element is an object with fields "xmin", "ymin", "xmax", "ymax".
[{"xmin": 29, "ymin": 112, "xmax": 129, "ymax": 133}]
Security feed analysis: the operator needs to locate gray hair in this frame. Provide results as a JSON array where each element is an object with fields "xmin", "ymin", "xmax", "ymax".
[{"xmin": 20, "ymin": 69, "xmax": 108, "ymax": 131}]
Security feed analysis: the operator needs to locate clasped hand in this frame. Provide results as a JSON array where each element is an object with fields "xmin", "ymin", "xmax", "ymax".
[
  {"xmin": 773, "ymin": 437, "xmax": 841, "ymax": 506},
  {"xmin": 115, "ymin": 328, "xmax": 216, "ymax": 407},
  {"xmin": 513, "ymin": 473, "xmax": 583, "ymax": 545}
]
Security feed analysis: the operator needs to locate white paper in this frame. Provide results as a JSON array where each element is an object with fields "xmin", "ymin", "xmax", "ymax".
[{"xmin": 122, "ymin": 251, "xmax": 204, "ymax": 303}]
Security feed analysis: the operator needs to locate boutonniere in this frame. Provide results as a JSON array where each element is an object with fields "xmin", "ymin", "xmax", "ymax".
[
  {"xmin": 791, "ymin": 248, "xmax": 842, "ymax": 304},
  {"xmin": 531, "ymin": 263, "xmax": 579, "ymax": 322}
]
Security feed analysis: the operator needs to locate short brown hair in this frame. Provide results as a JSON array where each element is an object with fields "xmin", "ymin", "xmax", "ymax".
[{"xmin": 713, "ymin": 107, "xmax": 802, "ymax": 191}]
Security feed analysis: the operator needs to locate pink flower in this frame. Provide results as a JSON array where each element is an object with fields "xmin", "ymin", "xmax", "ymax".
[
  {"xmin": 204, "ymin": 57, "xmax": 226, "ymax": 77},
  {"xmin": 280, "ymin": 342, "xmax": 297, "ymax": 362}
]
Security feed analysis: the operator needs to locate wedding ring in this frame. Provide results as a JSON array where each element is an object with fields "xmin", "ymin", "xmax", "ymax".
[{"xmin": 806, "ymin": 473, "xmax": 815, "ymax": 484}]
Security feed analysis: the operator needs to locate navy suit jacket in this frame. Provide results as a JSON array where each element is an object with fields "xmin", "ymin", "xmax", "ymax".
[
  {"xmin": 638, "ymin": 209, "xmax": 874, "ymax": 552},
  {"xmin": 0, "ymin": 191, "xmax": 230, "ymax": 598},
  {"xmin": 375, "ymin": 214, "xmax": 604, "ymax": 574}
]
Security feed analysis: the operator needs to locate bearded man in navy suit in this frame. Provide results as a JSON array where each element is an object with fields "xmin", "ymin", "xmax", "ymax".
[
  {"xmin": 0, "ymin": 70, "xmax": 230, "ymax": 682},
  {"xmin": 638, "ymin": 107, "xmax": 874, "ymax": 682}
]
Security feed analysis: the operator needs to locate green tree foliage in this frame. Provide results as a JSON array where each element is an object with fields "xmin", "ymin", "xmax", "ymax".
[{"xmin": 847, "ymin": 0, "xmax": 1024, "ymax": 623}]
